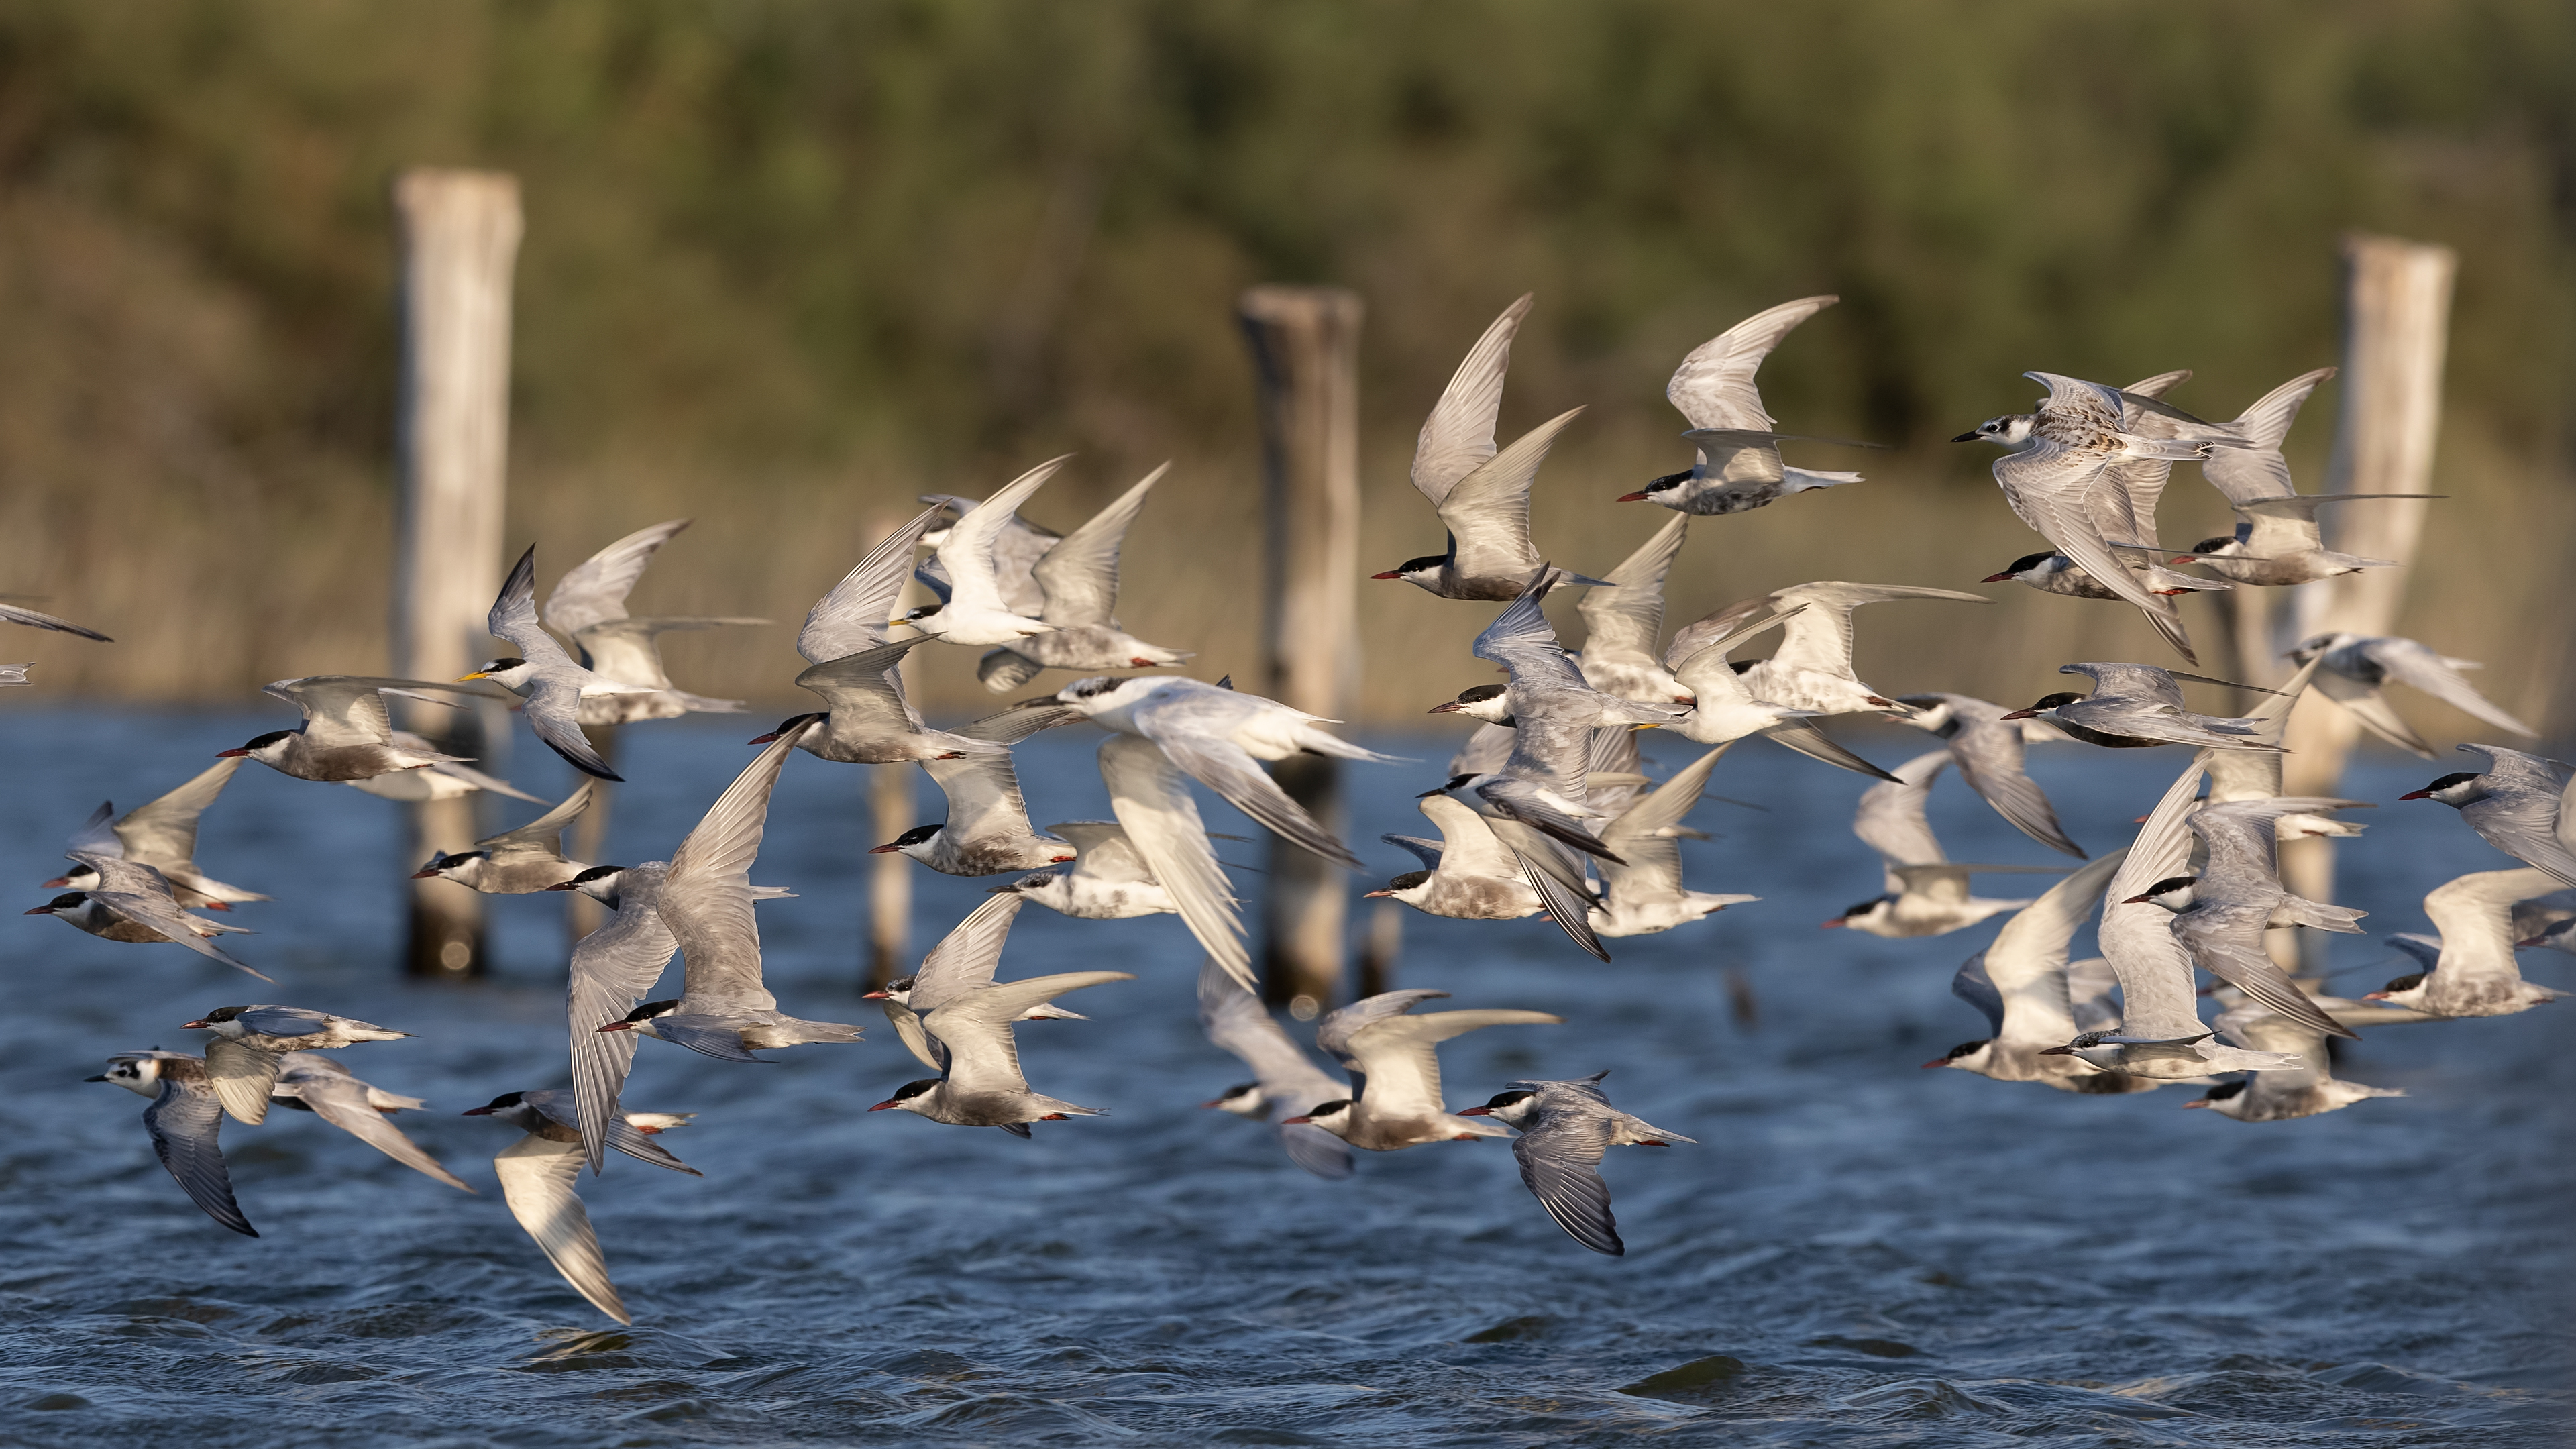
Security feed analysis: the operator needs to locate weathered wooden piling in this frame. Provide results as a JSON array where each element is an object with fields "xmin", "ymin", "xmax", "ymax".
[
  {"xmin": 392, "ymin": 168, "xmax": 521, "ymax": 978},
  {"xmin": 1238, "ymin": 285, "xmax": 1364, "ymax": 1015}
]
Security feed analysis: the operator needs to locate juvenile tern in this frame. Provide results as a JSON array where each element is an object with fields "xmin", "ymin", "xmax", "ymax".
[
  {"xmin": 413, "ymin": 782, "xmax": 595, "ymax": 894},
  {"xmin": 460, "ymin": 546, "xmax": 660, "ymax": 780},
  {"xmin": 1974, "ymin": 371, "xmax": 2226, "ymax": 604},
  {"xmin": 2002, "ymin": 663, "xmax": 2279, "ymax": 750},
  {"xmin": 1825, "ymin": 751, "xmax": 2059, "ymax": 938},
  {"xmin": 902, "ymin": 459, "xmax": 1065, "ymax": 644},
  {"xmin": 1621, "ymin": 295, "xmax": 1868, "ymax": 515},
  {"xmin": 1922, "ymin": 853, "xmax": 2157, "ymax": 1092},
  {"xmin": 462, "ymin": 1089, "xmax": 698, "ymax": 1325},
  {"xmin": 541, "ymin": 519, "xmax": 768, "ymax": 723},
  {"xmin": 870, "ymin": 704, "xmax": 1083, "ymax": 875},
  {"xmin": 2287, "ymin": 632, "xmax": 2538, "ymax": 759},
  {"xmin": 221, "ymin": 676, "xmax": 501, "ymax": 783},
  {"xmin": 1896, "ymin": 693, "xmax": 2082, "ymax": 857},
  {"xmin": 767, "ymin": 506, "xmax": 1002, "ymax": 763},
  {"xmin": 961, "ymin": 464, "xmax": 1194, "ymax": 689},
  {"xmin": 2400, "ymin": 745, "xmax": 2576, "ymax": 888},
  {"xmin": 2186, "ymin": 1004, "xmax": 2403, "ymax": 1122},
  {"xmin": 27, "ymin": 851, "xmax": 265, "ymax": 979},
  {"xmin": 1458, "ymin": 1072, "xmax": 1693, "ymax": 1256},
  {"xmin": 44, "ymin": 758, "xmax": 267, "ymax": 910},
  {"xmin": 84, "ymin": 1049, "xmax": 254, "ymax": 1236},
  {"xmin": 867, "ymin": 894, "xmax": 1133, "ymax": 1134},
  {"xmin": 1371, "ymin": 294, "xmax": 1601, "ymax": 599},
  {"xmin": 180, "ymin": 1004, "xmax": 411, "ymax": 1126},
  {"xmin": 2360, "ymin": 867, "xmax": 2564, "ymax": 1016},
  {"xmin": 1196, "ymin": 960, "xmax": 1354, "ymax": 1179},
  {"xmin": 1282, "ymin": 990, "xmax": 1562, "ymax": 1152},
  {"xmin": 1000, "ymin": 821, "xmax": 1177, "ymax": 920}
]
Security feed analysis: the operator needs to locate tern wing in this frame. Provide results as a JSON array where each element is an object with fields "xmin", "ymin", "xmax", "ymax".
[
  {"xmin": 1513, "ymin": 1111, "xmax": 1622, "ymax": 1256},
  {"xmin": 486, "ymin": 547, "xmax": 582, "ymax": 673},
  {"xmin": 1931, "ymin": 700, "xmax": 2083, "ymax": 857},
  {"xmin": 569, "ymin": 869, "xmax": 680, "ymax": 1172},
  {"xmin": 494, "ymin": 1135, "xmax": 628, "ymax": 1324},
  {"xmin": 266, "ymin": 676, "xmax": 470, "ymax": 749},
  {"xmin": 912, "ymin": 894, "xmax": 1024, "ymax": 1016},
  {"xmin": 0, "ymin": 600, "xmax": 110, "ymax": 640},
  {"xmin": 1099, "ymin": 734, "xmax": 1248, "ymax": 991},
  {"xmin": 1665, "ymin": 296, "xmax": 1837, "ymax": 433},
  {"xmin": 480, "ymin": 782, "xmax": 594, "ymax": 859},
  {"xmin": 1599, "ymin": 743, "xmax": 1731, "ymax": 900},
  {"xmin": 115, "ymin": 757, "xmax": 244, "ymax": 871},
  {"xmin": 143, "ymin": 1061, "xmax": 255, "ymax": 1236},
  {"xmin": 801, "ymin": 507, "xmax": 941, "ymax": 663},
  {"xmin": 1346, "ymin": 1009, "xmax": 1563, "ymax": 1120},
  {"xmin": 1854, "ymin": 751, "xmax": 1951, "ymax": 875},
  {"xmin": 2174, "ymin": 902, "xmax": 2356, "ymax": 1039},
  {"xmin": 1983, "ymin": 851, "xmax": 2126, "ymax": 1047},
  {"xmin": 1764, "ymin": 582, "xmax": 1988, "ymax": 677},
  {"xmin": 2099, "ymin": 755, "xmax": 2214, "ymax": 1041},
  {"xmin": 203, "ymin": 1037, "xmax": 286, "ymax": 1126},
  {"xmin": 1439, "ymin": 407, "xmax": 1587, "ymax": 584},
  {"xmin": 1413, "ymin": 294, "xmax": 1534, "ymax": 505},
  {"xmin": 88, "ymin": 890, "xmax": 269, "ymax": 979},
  {"xmin": 520, "ymin": 678, "xmax": 622, "ymax": 781},
  {"xmin": 1950, "ymin": 953, "xmax": 2007, "ymax": 1036},
  {"xmin": 1196, "ymin": 959, "xmax": 1347, "ymax": 1118},
  {"xmin": 543, "ymin": 519, "xmax": 690, "ymax": 635},
  {"xmin": 1577, "ymin": 515, "xmax": 1686, "ymax": 684},
  {"xmin": 1471, "ymin": 579, "xmax": 1587, "ymax": 694},
  {"xmin": 278, "ymin": 1062, "xmax": 472, "ymax": 1191},
  {"xmin": 2363, "ymin": 637, "xmax": 2536, "ymax": 737},
  {"xmin": 664, "ymin": 731, "xmax": 808, "ymax": 1018},
  {"xmin": 1050, "ymin": 821, "xmax": 1154, "ymax": 883},
  {"xmin": 1150, "ymin": 729, "xmax": 1363, "ymax": 871},
  {"xmin": 1419, "ymin": 793, "xmax": 1518, "ymax": 878},
  {"xmin": 935, "ymin": 458, "xmax": 1069, "ymax": 617},
  {"xmin": 1034, "ymin": 463, "xmax": 1165, "ymax": 628},
  {"xmin": 2422, "ymin": 867, "xmax": 2561, "ymax": 998}
]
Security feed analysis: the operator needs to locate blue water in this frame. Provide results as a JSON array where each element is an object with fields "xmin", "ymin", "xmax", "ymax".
[{"xmin": 0, "ymin": 708, "xmax": 2564, "ymax": 1446}]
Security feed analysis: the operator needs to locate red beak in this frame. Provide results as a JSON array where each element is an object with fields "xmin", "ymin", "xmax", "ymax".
[
  {"xmin": 867, "ymin": 1099, "xmax": 901, "ymax": 1112},
  {"xmin": 747, "ymin": 731, "xmax": 780, "ymax": 744},
  {"xmin": 215, "ymin": 747, "xmax": 252, "ymax": 758},
  {"xmin": 1819, "ymin": 918, "xmax": 1845, "ymax": 929},
  {"xmin": 1454, "ymin": 1106, "xmax": 1491, "ymax": 1116},
  {"xmin": 2169, "ymin": 556, "xmax": 2195, "ymax": 566},
  {"xmin": 200, "ymin": 901, "xmax": 232, "ymax": 912},
  {"xmin": 180, "ymin": 1019, "xmax": 211, "ymax": 1029},
  {"xmin": 861, "ymin": 990, "xmax": 890, "ymax": 1000},
  {"xmin": 411, "ymin": 867, "xmax": 441, "ymax": 879},
  {"xmin": 595, "ymin": 1022, "xmax": 631, "ymax": 1033},
  {"xmin": 460, "ymin": 1106, "xmax": 494, "ymax": 1116},
  {"xmin": 2122, "ymin": 894, "xmax": 2155, "ymax": 904},
  {"xmin": 867, "ymin": 843, "xmax": 902, "ymax": 855},
  {"xmin": 1615, "ymin": 491, "xmax": 1649, "ymax": 502},
  {"xmin": 1998, "ymin": 709, "xmax": 2037, "ymax": 720},
  {"xmin": 1920, "ymin": 1058, "xmax": 1953, "ymax": 1069},
  {"xmin": 2361, "ymin": 991, "xmax": 2391, "ymax": 1002},
  {"xmin": 2182, "ymin": 1099, "xmax": 2212, "ymax": 1109},
  {"xmin": 2398, "ymin": 789, "xmax": 2432, "ymax": 801},
  {"xmin": 1368, "ymin": 570, "xmax": 1403, "ymax": 580},
  {"xmin": 1128, "ymin": 657, "xmax": 1155, "ymax": 667},
  {"xmin": 1277, "ymin": 1114, "xmax": 1313, "ymax": 1125},
  {"xmin": 1980, "ymin": 572, "xmax": 2015, "ymax": 583},
  {"xmin": 23, "ymin": 905, "xmax": 54, "ymax": 914},
  {"xmin": 1427, "ymin": 702, "xmax": 1464, "ymax": 714},
  {"xmin": 38, "ymin": 877, "xmax": 67, "ymax": 889}
]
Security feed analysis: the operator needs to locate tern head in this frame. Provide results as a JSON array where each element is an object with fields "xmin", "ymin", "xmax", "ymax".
[
  {"xmin": 1430, "ymin": 683, "xmax": 1512, "ymax": 722},
  {"xmin": 1821, "ymin": 898, "xmax": 1888, "ymax": 930},
  {"xmin": 863, "ymin": 974, "xmax": 918, "ymax": 1005},
  {"xmin": 598, "ymin": 999, "xmax": 680, "ymax": 1033},
  {"xmin": 42, "ymin": 862, "xmax": 98, "ymax": 890},
  {"xmin": 2284, "ymin": 632, "xmax": 2360, "ymax": 666},
  {"xmin": 2361, "ymin": 971, "xmax": 2429, "ymax": 1005},
  {"xmin": 1201, "ymin": 1081, "xmax": 1267, "ymax": 1116},
  {"xmin": 2178, "ymin": 537, "xmax": 2241, "ymax": 561},
  {"xmin": 749, "ymin": 711, "xmax": 826, "ymax": 745},
  {"xmin": 869, "ymin": 1078, "xmax": 941, "ymax": 1114},
  {"xmin": 1051, "ymin": 675, "xmax": 1159, "ymax": 715},
  {"xmin": 1953, "ymin": 414, "xmax": 2036, "ymax": 448},
  {"xmin": 545, "ymin": 863, "xmax": 630, "ymax": 905},
  {"xmin": 460, "ymin": 1091, "xmax": 541, "ymax": 1129},
  {"xmin": 1455, "ymin": 1087, "xmax": 1538, "ymax": 1127},
  {"xmin": 1364, "ymin": 869, "xmax": 1435, "ymax": 902},
  {"xmin": 1981, "ymin": 551, "xmax": 2063, "ymax": 584},
  {"xmin": 1370, "ymin": 556, "xmax": 1448, "ymax": 586},
  {"xmin": 2398, "ymin": 771, "xmax": 2483, "ymax": 806},
  {"xmin": 411, "ymin": 849, "xmax": 487, "ymax": 883},
  {"xmin": 900, "ymin": 604, "xmax": 945, "ymax": 625},
  {"xmin": 869, "ymin": 824, "xmax": 944, "ymax": 860},
  {"xmin": 2124, "ymin": 875, "xmax": 2198, "ymax": 912},
  {"xmin": 2184, "ymin": 1079, "xmax": 2250, "ymax": 1115},
  {"xmin": 2000, "ymin": 692, "xmax": 2084, "ymax": 721},
  {"xmin": 87, "ymin": 1055, "xmax": 166, "ymax": 1098},
  {"xmin": 25, "ymin": 890, "xmax": 92, "ymax": 917},
  {"xmin": 1922, "ymin": 1039, "xmax": 1992, "ymax": 1072},
  {"xmin": 216, "ymin": 729, "xmax": 299, "ymax": 762},
  {"xmin": 1617, "ymin": 470, "xmax": 1694, "ymax": 504},
  {"xmin": 458, "ymin": 657, "xmax": 534, "ymax": 689},
  {"xmin": 1277, "ymin": 1099, "xmax": 1354, "ymax": 1137}
]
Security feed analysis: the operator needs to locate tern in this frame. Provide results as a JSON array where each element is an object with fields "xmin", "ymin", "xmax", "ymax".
[
  {"xmin": 867, "ymin": 894, "xmax": 1133, "ymax": 1133},
  {"xmin": 2125, "ymin": 796, "xmax": 2369, "ymax": 1042},
  {"xmin": 2360, "ymin": 867, "xmax": 2564, "ymax": 1017},
  {"xmin": 1957, "ymin": 372, "xmax": 2249, "ymax": 663},
  {"xmin": 2174, "ymin": 495, "xmax": 2447, "ymax": 587},
  {"xmin": 2287, "ymin": 632, "xmax": 2538, "ymax": 759},
  {"xmin": 2186, "ymin": 1004, "xmax": 2404, "ymax": 1122},
  {"xmin": 413, "ymin": 782, "xmax": 596, "ymax": 894},
  {"xmin": 1621, "ymin": 295, "xmax": 1870, "ymax": 515},
  {"xmin": 1572, "ymin": 515, "xmax": 1696, "ymax": 704},
  {"xmin": 1052, "ymin": 674, "xmax": 1395, "ymax": 989},
  {"xmin": 1589, "ymin": 743, "xmax": 1758, "ymax": 938},
  {"xmin": 949, "ymin": 463, "xmax": 1195, "ymax": 690},
  {"xmin": 864, "ymin": 966, "xmax": 1086, "ymax": 1080},
  {"xmin": 220, "ymin": 675, "xmax": 500, "ymax": 783},
  {"xmin": 1896, "ymin": 693, "xmax": 2083, "ymax": 857},
  {"xmin": 1430, "ymin": 580, "xmax": 1685, "ymax": 730},
  {"xmin": 1000, "ymin": 822, "xmax": 1177, "ymax": 920},
  {"xmin": 1371, "ymin": 294, "xmax": 1601, "ymax": 599},
  {"xmin": 180, "ymin": 1004, "xmax": 411, "ymax": 1126},
  {"xmin": 582, "ymin": 724, "xmax": 862, "ymax": 1127},
  {"xmin": 1922, "ymin": 853, "xmax": 2158, "ymax": 1093},
  {"xmin": 1280, "ymin": 989, "xmax": 1562, "ymax": 1152},
  {"xmin": 1369, "ymin": 794, "xmax": 1544, "ymax": 923},
  {"xmin": 44, "ymin": 758, "xmax": 267, "ymax": 910},
  {"xmin": 1657, "ymin": 600, "xmax": 1896, "ymax": 780},
  {"xmin": 1825, "ymin": 751, "xmax": 2061, "ymax": 938},
  {"xmin": 869, "ymin": 704, "xmax": 1083, "ymax": 875},
  {"xmin": 462, "ymin": 1089, "xmax": 698, "ymax": 1326},
  {"xmin": 767, "ymin": 505, "xmax": 1007, "ymax": 763},
  {"xmin": 1457, "ymin": 1072, "xmax": 1694, "ymax": 1256},
  {"xmin": 459, "ymin": 545, "xmax": 661, "ymax": 780},
  {"xmin": 2401, "ymin": 745, "xmax": 2576, "ymax": 888},
  {"xmin": 83, "ymin": 1049, "xmax": 254, "ymax": 1236},
  {"xmin": 1722, "ymin": 581, "xmax": 1989, "ymax": 719},
  {"xmin": 2002, "ymin": 663, "xmax": 2280, "ymax": 750},
  {"xmin": 900, "ymin": 459, "xmax": 1065, "ymax": 644},
  {"xmin": 1974, "ymin": 370, "xmax": 2229, "ymax": 605},
  {"xmin": 27, "ymin": 851, "xmax": 265, "ymax": 979},
  {"xmin": 541, "ymin": 518, "xmax": 767, "ymax": 723},
  {"xmin": 1195, "ymin": 960, "xmax": 1354, "ymax": 1179}
]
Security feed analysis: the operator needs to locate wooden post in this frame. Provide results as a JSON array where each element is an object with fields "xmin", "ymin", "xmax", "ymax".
[
  {"xmin": 2276, "ymin": 234, "xmax": 2456, "ymax": 971},
  {"xmin": 867, "ymin": 762, "xmax": 914, "ymax": 990},
  {"xmin": 1239, "ymin": 286, "xmax": 1364, "ymax": 1015},
  {"xmin": 392, "ymin": 169, "xmax": 521, "ymax": 979}
]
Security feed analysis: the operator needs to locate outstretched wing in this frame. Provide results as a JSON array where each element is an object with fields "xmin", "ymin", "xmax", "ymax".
[
  {"xmin": 1034, "ymin": 464, "xmax": 1167, "ymax": 628},
  {"xmin": 1100, "ymin": 735, "xmax": 1248, "ymax": 991},
  {"xmin": 544, "ymin": 519, "xmax": 691, "ymax": 635},
  {"xmin": 1413, "ymin": 294, "xmax": 1534, "ymax": 504},
  {"xmin": 494, "ymin": 1136, "xmax": 628, "ymax": 1324}
]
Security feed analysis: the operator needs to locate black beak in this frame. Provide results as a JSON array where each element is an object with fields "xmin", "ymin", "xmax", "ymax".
[{"xmin": 1951, "ymin": 431, "xmax": 1981, "ymax": 443}]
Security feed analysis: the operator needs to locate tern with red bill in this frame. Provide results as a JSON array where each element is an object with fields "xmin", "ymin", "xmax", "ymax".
[
  {"xmin": 181, "ymin": 1004, "xmax": 411, "ymax": 1126},
  {"xmin": 2400, "ymin": 744, "xmax": 2576, "ymax": 889},
  {"xmin": 2001, "ymin": 663, "xmax": 2280, "ymax": 751},
  {"xmin": 2359, "ymin": 867, "xmax": 2565, "ymax": 1018},
  {"xmin": 1279, "ymin": 989, "xmax": 1561, "ymax": 1152},
  {"xmin": 866, "ymin": 704, "xmax": 1081, "ymax": 875},
  {"xmin": 413, "ymin": 782, "xmax": 595, "ymax": 894},
  {"xmin": 219, "ymin": 674, "xmax": 502, "ymax": 783},
  {"xmin": 29, "ymin": 850, "xmax": 264, "ymax": 980},
  {"xmin": 45, "ymin": 757, "xmax": 266, "ymax": 912}
]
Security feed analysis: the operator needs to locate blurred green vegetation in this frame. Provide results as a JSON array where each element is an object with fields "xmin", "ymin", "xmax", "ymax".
[{"xmin": 0, "ymin": 0, "xmax": 2568, "ymax": 727}]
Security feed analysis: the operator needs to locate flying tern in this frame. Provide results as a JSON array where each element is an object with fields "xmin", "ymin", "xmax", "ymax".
[
  {"xmin": 541, "ymin": 519, "xmax": 767, "ymax": 723},
  {"xmin": 83, "ymin": 1049, "xmax": 254, "ymax": 1236},
  {"xmin": 1457, "ymin": 1072, "xmax": 1694, "ymax": 1256},
  {"xmin": 1283, "ymin": 990, "xmax": 1561, "ymax": 1152},
  {"xmin": 462, "ymin": 1089, "xmax": 698, "ymax": 1325},
  {"xmin": 1196, "ymin": 960, "xmax": 1354, "ymax": 1179},
  {"xmin": 2287, "ymin": 632, "xmax": 2538, "ymax": 759},
  {"xmin": 2361, "ymin": 867, "xmax": 2564, "ymax": 1017},
  {"xmin": 1825, "ymin": 751, "xmax": 2060, "ymax": 938},
  {"xmin": 901, "ymin": 459, "xmax": 1065, "ymax": 645},
  {"xmin": 2002, "ymin": 663, "xmax": 2279, "ymax": 750},
  {"xmin": 947, "ymin": 463, "xmax": 1194, "ymax": 689},
  {"xmin": 27, "ymin": 851, "xmax": 264, "ymax": 979},
  {"xmin": 1621, "ymin": 295, "xmax": 1870, "ymax": 516},
  {"xmin": 1922, "ymin": 853, "xmax": 2157, "ymax": 1092},
  {"xmin": 2401, "ymin": 745, "xmax": 2576, "ymax": 888},
  {"xmin": 460, "ymin": 546, "xmax": 661, "ymax": 780},
  {"xmin": 44, "ymin": 758, "xmax": 266, "ymax": 910},
  {"xmin": 2186, "ymin": 1004, "xmax": 2404, "ymax": 1122},
  {"xmin": 220, "ymin": 675, "xmax": 501, "ymax": 783},
  {"xmin": 180, "ymin": 1004, "xmax": 411, "ymax": 1126},
  {"xmin": 413, "ymin": 782, "xmax": 596, "ymax": 894},
  {"xmin": 870, "ymin": 704, "xmax": 1083, "ymax": 875}
]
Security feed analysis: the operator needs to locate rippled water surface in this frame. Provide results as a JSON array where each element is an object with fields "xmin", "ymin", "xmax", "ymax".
[{"xmin": 0, "ymin": 709, "xmax": 2566, "ymax": 1446}]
